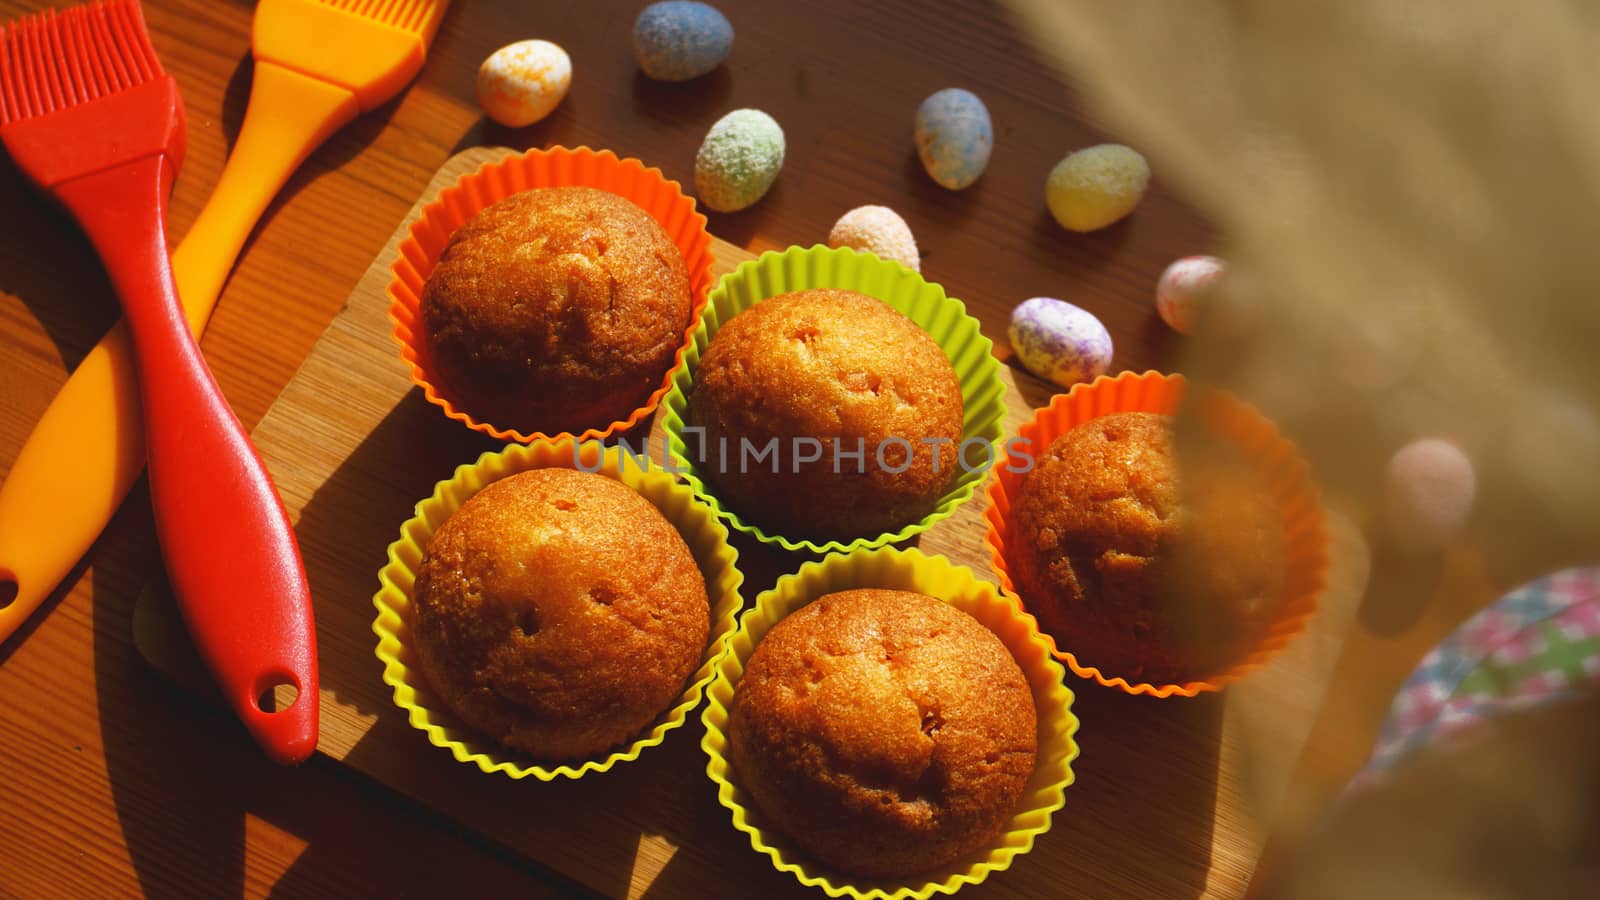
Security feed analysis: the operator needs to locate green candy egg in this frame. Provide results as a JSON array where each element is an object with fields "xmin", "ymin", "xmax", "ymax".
[{"xmin": 694, "ymin": 109, "xmax": 785, "ymax": 213}]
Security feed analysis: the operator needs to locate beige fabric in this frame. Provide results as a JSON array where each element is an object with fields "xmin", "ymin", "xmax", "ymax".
[{"xmin": 1010, "ymin": 0, "xmax": 1600, "ymax": 575}]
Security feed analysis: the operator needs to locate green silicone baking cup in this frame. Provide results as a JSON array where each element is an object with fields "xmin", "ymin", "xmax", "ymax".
[{"xmin": 656, "ymin": 245, "xmax": 1008, "ymax": 554}]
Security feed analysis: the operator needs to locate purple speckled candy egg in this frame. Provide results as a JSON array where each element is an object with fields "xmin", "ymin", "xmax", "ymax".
[
  {"xmin": 1008, "ymin": 297, "xmax": 1113, "ymax": 388},
  {"xmin": 1156, "ymin": 255, "xmax": 1225, "ymax": 334}
]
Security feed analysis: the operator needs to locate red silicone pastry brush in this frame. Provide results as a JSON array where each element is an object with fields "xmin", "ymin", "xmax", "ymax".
[{"xmin": 0, "ymin": 0, "xmax": 317, "ymax": 764}]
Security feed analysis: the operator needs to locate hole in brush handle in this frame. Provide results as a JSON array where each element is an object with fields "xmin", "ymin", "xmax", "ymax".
[
  {"xmin": 240, "ymin": 666, "xmax": 318, "ymax": 764},
  {"xmin": 251, "ymin": 669, "xmax": 304, "ymax": 714},
  {"xmin": 255, "ymin": 677, "xmax": 301, "ymax": 714}
]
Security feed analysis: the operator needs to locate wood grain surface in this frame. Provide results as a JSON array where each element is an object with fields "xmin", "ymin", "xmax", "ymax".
[
  {"xmin": 0, "ymin": 1, "xmax": 1500, "ymax": 897},
  {"xmin": 133, "ymin": 146, "xmax": 1370, "ymax": 900}
]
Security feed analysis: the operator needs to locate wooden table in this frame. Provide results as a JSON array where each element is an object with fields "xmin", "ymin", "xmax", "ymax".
[{"xmin": 0, "ymin": 1, "xmax": 1503, "ymax": 896}]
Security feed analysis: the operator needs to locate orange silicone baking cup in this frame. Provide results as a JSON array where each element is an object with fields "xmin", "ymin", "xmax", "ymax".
[
  {"xmin": 387, "ymin": 145, "xmax": 716, "ymax": 443},
  {"xmin": 982, "ymin": 370, "xmax": 1329, "ymax": 698}
]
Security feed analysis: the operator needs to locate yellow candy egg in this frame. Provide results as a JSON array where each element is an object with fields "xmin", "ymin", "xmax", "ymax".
[
  {"xmin": 1045, "ymin": 144, "xmax": 1150, "ymax": 232},
  {"xmin": 477, "ymin": 40, "xmax": 572, "ymax": 128}
]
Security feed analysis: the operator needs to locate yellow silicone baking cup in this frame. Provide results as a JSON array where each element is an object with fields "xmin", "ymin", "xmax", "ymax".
[
  {"xmin": 983, "ymin": 370, "xmax": 1330, "ymax": 698},
  {"xmin": 657, "ymin": 244, "xmax": 1008, "ymax": 554},
  {"xmin": 701, "ymin": 547, "xmax": 1078, "ymax": 898},
  {"xmin": 373, "ymin": 438, "xmax": 744, "ymax": 779},
  {"xmin": 387, "ymin": 145, "xmax": 715, "ymax": 444}
]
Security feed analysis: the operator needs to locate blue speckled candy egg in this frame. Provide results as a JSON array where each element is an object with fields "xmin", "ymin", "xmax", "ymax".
[
  {"xmin": 695, "ymin": 108, "xmax": 785, "ymax": 212},
  {"xmin": 633, "ymin": 1, "xmax": 733, "ymax": 82},
  {"xmin": 914, "ymin": 88, "xmax": 993, "ymax": 190},
  {"xmin": 1008, "ymin": 297, "xmax": 1113, "ymax": 388}
]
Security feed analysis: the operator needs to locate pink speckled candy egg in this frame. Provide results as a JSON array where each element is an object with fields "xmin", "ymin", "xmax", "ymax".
[
  {"xmin": 1156, "ymin": 255, "xmax": 1225, "ymax": 334},
  {"xmin": 477, "ymin": 40, "xmax": 572, "ymax": 128},
  {"xmin": 1008, "ymin": 297, "xmax": 1113, "ymax": 389},
  {"xmin": 1384, "ymin": 438, "xmax": 1476, "ymax": 554},
  {"xmin": 827, "ymin": 205, "xmax": 920, "ymax": 272}
]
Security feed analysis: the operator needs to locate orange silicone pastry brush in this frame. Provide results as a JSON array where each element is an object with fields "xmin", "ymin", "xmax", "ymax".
[
  {"xmin": 0, "ymin": 0, "xmax": 317, "ymax": 763},
  {"xmin": 0, "ymin": 0, "xmax": 450, "ymax": 644}
]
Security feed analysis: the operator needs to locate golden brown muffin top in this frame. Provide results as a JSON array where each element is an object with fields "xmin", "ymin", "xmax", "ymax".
[
  {"xmin": 419, "ymin": 186, "xmax": 692, "ymax": 433},
  {"xmin": 729, "ymin": 589, "xmax": 1037, "ymax": 879},
  {"xmin": 693, "ymin": 289, "xmax": 962, "ymax": 448},
  {"xmin": 1012, "ymin": 411, "xmax": 1286, "ymax": 682},
  {"xmin": 1019, "ymin": 412, "xmax": 1182, "ymax": 573},
  {"xmin": 413, "ymin": 468, "xmax": 710, "ymax": 760},
  {"xmin": 686, "ymin": 289, "xmax": 964, "ymax": 538}
]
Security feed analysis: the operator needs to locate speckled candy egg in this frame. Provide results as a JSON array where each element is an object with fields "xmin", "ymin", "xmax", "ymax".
[
  {"xmin": 913, "ymin": 88, "xmax": 992, "ymax": 190},
  {"xmin": 476, "ymin": 40, "xmax": 571, "ymax": 128},
  {"xmin": 1046, "ymin": 144, "xmax": 1150, "ymax": 232},
  {"xmin": 694, "ymin": 108, "xmax": 785, "ymax": 213},
  {"xmin": 828, "ymin": 205, "xmax": 920, "ymax": 272},
  {"xmin": 1384, "ymin": 438, "xmax": 1476, "ymax": 554},
  {"xmin": 1156, "ymin": 255, "xmax": 1226, "ymax": 334},
  {"xmin": 1008, "ymin": 297, "xmax": 1113, "ymax": 388},
  {"xmin": 633, "ymin": 1, "xmax": 733, "ymax": 82}
]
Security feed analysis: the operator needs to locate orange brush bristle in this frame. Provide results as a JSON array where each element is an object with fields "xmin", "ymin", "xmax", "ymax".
[
  {"xmin": 251, "ymin": 0, "xmax": 450, "ymax": 110},
  {"xmin": 313, "ymin": 0, "xmax": 448, "ymax": 38}
]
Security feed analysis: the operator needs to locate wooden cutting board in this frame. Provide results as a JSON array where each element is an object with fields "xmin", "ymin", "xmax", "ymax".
[{"xmin": 134, "ymin": 146, "xmax": 1370, "ymax": 899}]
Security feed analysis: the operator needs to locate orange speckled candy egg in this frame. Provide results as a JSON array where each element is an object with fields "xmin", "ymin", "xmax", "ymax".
[{"xmin": 477, "ymin": 40, "xmax": 572, "ymax": 128}]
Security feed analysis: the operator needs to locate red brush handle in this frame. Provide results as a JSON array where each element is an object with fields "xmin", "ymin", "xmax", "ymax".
[{"xmin": 54, "ymin": 158, "xmax": 318, "ymax": 764}]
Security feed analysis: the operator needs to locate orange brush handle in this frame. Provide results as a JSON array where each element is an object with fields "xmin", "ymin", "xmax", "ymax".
[
  {"xmin": 171, "ymin": 62, "xmax": 359, "ymax": 324},
  {"xmin": 0, "ymin": 62, "xmax": 357, "ymax": 645}
]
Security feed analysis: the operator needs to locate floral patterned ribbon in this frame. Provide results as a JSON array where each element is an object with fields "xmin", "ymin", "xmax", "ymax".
[{"xmin": 1359, "ymin": 565, "xmax": 1600, "ymax": 783}]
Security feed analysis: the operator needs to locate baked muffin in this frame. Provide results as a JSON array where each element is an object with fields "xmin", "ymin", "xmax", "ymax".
[
  {"xmin": 419, "ymin": 186, "xmax": 692, "ymax": 435},
  {"xmin": 685, "ymin": 289, "xmax": 964, "ymax": 540},
  {"xmin": 728, "ymin": 589, "xmax": 1037, "ymax": 879},
  {"xmin": 1010, "ymin": 411, "xmax": 1287, "ymax": 684},
  {"xmin": 412, "ymin": 468, "xmax": 709, "ymax": 759}
]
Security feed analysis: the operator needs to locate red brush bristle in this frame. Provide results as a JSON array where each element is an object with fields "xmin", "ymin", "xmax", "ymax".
[{"xmin": 0, "ymin": 0, "xmax": 163, "ymax": 125}]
